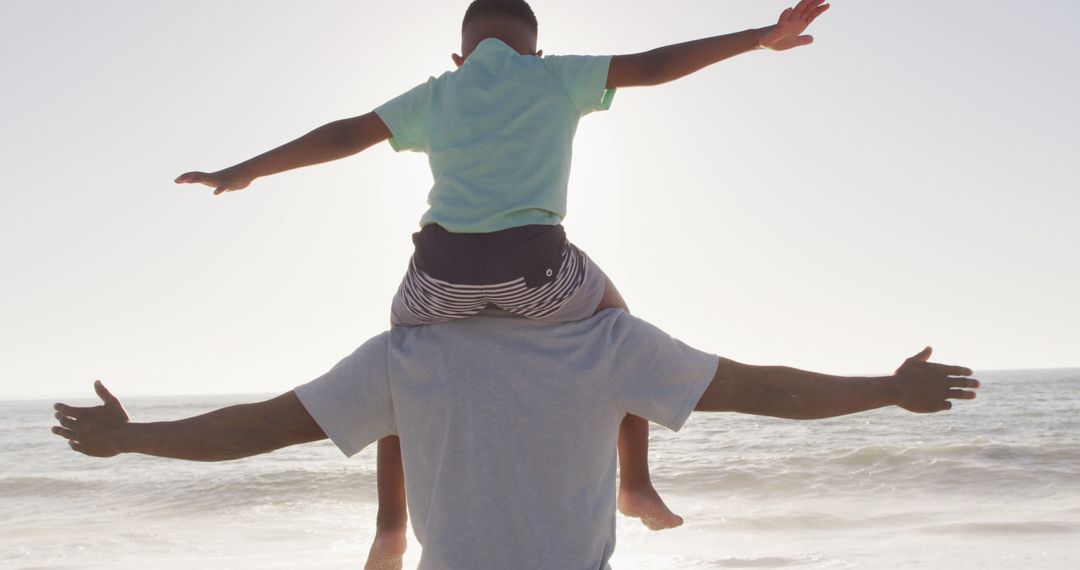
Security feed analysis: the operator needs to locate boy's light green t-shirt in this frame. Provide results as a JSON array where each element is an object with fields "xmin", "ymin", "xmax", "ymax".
[{"xmin": 375, "ymin": 38, "xmax": 615, "ymax": 234}]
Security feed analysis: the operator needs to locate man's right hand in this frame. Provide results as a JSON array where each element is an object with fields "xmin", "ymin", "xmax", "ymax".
[
  {"xmin": 892, "ymin": 347, "xmax": 980, "ymax": 413},
  {"xmin": 52, "ymin": 380, "xmax": 130, "ymax": 457},
  {"xmin": 175, "ymin": 166, "xmax": 255, "ymax": 196}
]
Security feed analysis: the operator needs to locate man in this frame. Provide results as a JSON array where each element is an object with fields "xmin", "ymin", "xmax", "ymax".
[{"xmin": 52, "ymin": 310, "xmax": 979, "ymax": 569}]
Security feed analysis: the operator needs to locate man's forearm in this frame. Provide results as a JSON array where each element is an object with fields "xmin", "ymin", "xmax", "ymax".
[
  {"xmin": 119, "ymin": 393, "xmax": 325, "ymax": 461},
  {"xmin": 699, "ymin": 358, "xmax": 898, "ymax": 419},
  {"xmin": 120, "ymin": 405, "xmax": 273, "ymax": 461}
]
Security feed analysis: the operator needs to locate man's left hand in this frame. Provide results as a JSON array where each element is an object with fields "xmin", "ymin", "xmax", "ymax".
[{"xmin": 52, "ymin": 380, "xmax": 130, "ymax": 457}]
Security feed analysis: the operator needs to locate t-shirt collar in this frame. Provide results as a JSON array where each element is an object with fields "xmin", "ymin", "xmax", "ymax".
[{"xmin": 471, "ymin": 37, "xmax": 514, "ymax": 59}]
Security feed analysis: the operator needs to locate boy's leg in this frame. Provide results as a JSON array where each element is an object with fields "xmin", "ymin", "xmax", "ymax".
[
  {"xmin": 594, "ymin": 273, "xmax": 629, "ymax": 312},
  {"xmin": 500, "ymin": 240, "xmax": 684, "ymax": 530},
  {"xmin": 616, "ymin": 414, "xmax": 684, "ymax": 531},
  {"xmin": 598, "ymin": 278, "xmax": 685, "ymax": 531},
  {"xmin": 365, "ymin": 436, "xmax": 408, "ymax": 570}
]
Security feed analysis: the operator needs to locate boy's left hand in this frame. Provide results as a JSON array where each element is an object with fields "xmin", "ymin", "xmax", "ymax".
[{"xmin": 756, "ymin": 0, "xmax": 830, "ymax": 51}]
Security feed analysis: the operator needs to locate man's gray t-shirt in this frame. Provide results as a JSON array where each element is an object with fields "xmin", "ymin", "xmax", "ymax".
[{"xmin": 295, "ymin": 310, "xmax": 718, "ymax": 569}]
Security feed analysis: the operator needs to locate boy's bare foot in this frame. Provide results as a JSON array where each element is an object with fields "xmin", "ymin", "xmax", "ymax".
[
  {"xmin": 617, "ymin": 486, "xmax": 684, "ymax": 531},
  {"xmin": 364, "ymin": 529, "xmax": 407, "ymax": 570}
]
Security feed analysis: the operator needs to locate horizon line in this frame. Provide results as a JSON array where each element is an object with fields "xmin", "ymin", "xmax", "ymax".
[{"xmin": 4, "ymin": 366, "xmax": 1078, "ymax": 403}]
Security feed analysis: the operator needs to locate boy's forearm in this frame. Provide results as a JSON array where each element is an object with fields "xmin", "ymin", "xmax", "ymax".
[
  {"xmin": 616, "ymin": 29, "xmax": 762, "ymax": 88},
  {"xmin": 232, "ymin": 113, "xmax": 390, "ymax": 181},
  {"xmin": 654, "ymin": 29, "xmax": 763, "ymax": 83}
]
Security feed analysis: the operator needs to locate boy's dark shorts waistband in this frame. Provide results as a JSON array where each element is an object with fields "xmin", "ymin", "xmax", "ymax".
[{"xmin": 412, "ymin": 223, "xmax": 566, "ymax": 288}]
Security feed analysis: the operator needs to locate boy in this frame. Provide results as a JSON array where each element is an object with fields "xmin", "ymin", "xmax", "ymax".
[{"xmin": 176, "ymin": 0, "xmax": 829, "ymax": 567}]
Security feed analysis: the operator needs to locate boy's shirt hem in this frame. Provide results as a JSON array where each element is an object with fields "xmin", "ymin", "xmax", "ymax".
[{"xmin": 419, "ymin": 210, "xmax": 562, "ymax": 234}]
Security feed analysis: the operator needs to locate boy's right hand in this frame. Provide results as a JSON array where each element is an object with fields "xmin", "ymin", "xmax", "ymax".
[
  {"xmin": 175, "ymin": 166, "xmax": 255, "ymax": 196},
  {"xmin": 756, "ymin": 0, "xmax": 830, "ymax": 51}
]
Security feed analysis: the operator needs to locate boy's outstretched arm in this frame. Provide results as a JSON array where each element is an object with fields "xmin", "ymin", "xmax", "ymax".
[
  {"xmin": 607, "ymin": 0, "xmax": 830, "ymax": 89},
  {"xmin": 176, "ymin": 112, "xmax": 392, "ymax": 195}
]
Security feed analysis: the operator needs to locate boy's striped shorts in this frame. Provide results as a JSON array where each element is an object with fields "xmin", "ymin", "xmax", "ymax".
[{"xmin": 390, "ymin": 237, "xmax": 607, "ymax": 327}]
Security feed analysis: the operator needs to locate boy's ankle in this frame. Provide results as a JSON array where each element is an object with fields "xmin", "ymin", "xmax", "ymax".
[
  {"xmin": 375, "ymin": 516, "xmax": 409, "ymax": 534},
  {"xmin": 618, "ymin": 473, "xmax": 654, "ymax": 490}
]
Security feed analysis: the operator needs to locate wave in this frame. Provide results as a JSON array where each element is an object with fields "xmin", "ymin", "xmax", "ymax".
[
  {"xmin": 0, "ymin": 476, "xmax": 101, "ymax": 497},
  {"xmin": 1, "ymin": 467, "xmax": 381, "ymax": 520},
  {"xmin": 651, "ymin": 435, "xmax": 1080, "ymax": 496},
  {"xmin": 917, "ymin": 521, "xmax": 1079, "ymax": 535},
  {"xmin": 704, "ymin": 555, "xmax": 823, "ymax": 568}
]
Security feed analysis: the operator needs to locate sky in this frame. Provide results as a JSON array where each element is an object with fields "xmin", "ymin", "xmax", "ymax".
[{"xmin": 1, "ymin": 1, "xmax": 1077, "ymax": 399}]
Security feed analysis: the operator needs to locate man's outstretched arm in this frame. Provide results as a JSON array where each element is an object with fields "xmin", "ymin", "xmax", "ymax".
[
  {"xmin": 696, "ymin": 347, "xmax": 980, "ymax": 418},
  {"xmin": 51, "ymin": 381, "xmax": 326, "ymax": 461}
]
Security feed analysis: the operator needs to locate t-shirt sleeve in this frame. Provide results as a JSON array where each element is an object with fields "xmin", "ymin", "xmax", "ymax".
[
  {"xmin": 294, "ymin": 333, "xmax": 395, "ymax": 457},
  {"xmin": 373, "ymin": 77, "xmax": 436, "ymax": 152},
  {"xmin": 609, "ymin": 313, "xmax": 719, "ymax": 431},
  {"xmin": 541, "ymin": 54, "xmax": 616, "ymax": 115}
]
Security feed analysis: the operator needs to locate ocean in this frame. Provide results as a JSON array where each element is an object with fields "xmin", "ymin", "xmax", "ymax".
[{"xmin": 2, "ymin": 368, "xmax": 1078, "ymax": 569}]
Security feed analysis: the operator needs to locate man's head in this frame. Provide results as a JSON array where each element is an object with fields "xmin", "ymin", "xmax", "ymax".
[{"xmin": 453, "ymin": 0, "xmax": 540, "ymax": 67}]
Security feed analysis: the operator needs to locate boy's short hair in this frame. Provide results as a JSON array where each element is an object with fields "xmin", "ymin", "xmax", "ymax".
[{"xmin": 462, "ymin": 0, "xmax": 538, "ymax": 35}]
